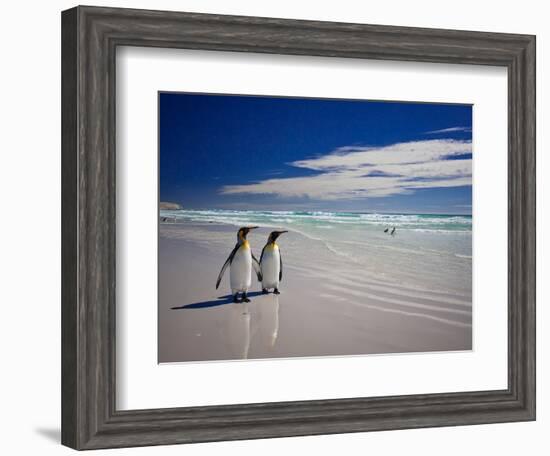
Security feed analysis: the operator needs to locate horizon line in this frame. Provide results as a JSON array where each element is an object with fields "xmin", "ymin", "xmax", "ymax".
[{"xmin": 158, "ymin": 206, "xmax": 472, "ymax": 217}]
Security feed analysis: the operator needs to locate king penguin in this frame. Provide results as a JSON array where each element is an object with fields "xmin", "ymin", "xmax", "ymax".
[
  {"xmin": 259, "ymin": 230, "xmax": 288, "ymax": 295},
  {"xmin": 216, "ymin": 226, "xmax": 262, "ymax": 303}
]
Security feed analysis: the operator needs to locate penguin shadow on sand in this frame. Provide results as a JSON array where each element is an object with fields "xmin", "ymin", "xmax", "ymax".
[{"xmin": 170, "ymin": 291, "xmax": 264, "ymax": 310}]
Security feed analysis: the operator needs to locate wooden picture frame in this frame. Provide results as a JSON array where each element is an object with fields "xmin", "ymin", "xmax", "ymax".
[{"xmin": 61, "ymin": 5, "xmax": 536, "ymax": 450}]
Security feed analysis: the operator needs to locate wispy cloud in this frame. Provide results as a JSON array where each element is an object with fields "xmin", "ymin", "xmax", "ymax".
[
  {"xmin": 425, "ymin": 126, "xmax": 472, "ymax": 134},
  {"xmin": 220, "ymin": 139, "xmax": 472, "ymax": 201}
]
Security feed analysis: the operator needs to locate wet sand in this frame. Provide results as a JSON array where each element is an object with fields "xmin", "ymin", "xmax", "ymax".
[{"xmin": 158, "ymin": 222, "xmax": 471, "ymax": 363}]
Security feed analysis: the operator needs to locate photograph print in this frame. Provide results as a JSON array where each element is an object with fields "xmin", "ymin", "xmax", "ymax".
[{"xmin": 158, "ymin": 93, "xmax": 472, "ymax": 363}]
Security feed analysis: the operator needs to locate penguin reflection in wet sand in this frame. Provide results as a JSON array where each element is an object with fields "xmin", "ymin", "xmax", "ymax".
[
  {"xmin": 216, "ymin": 227, "xmax": 263, "ymax": 303},
  {"xmin": 260, "ymin": 231, "xmax": 288, "ymax": 295}
]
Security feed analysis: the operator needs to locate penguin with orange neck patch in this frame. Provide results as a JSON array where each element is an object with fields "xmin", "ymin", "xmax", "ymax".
[
  {"xmin": 216, "ymin": 226, "xmax": 262, "ymax": 303},
  {"xmin": 260, "ymin": 230, "xmax": 288, "ymax": 294}
]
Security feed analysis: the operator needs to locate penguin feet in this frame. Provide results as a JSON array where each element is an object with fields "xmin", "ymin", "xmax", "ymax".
[
  {"xmin": 232, "ymin": 294, "xmax": 242, "ymax": 303},
  {"xmin": 273, "ymin": 288, "xmax": 281, "ymax": 295},
  {"xmin": 262, "ymin": 288, "xmax": 269, "ymax": 294},
  {"xmin": 241, "ymin": 293, "xmax": 251, "ymax": 303}
]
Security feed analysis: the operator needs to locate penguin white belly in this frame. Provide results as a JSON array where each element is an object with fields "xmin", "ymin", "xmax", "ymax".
[
  {"xmin": 261, "ymin": 246, "xmax": 280, "ymax": 289},
  {"xmin": 230, "ymin": 245, "xmax": 252, "ymax": 293}
]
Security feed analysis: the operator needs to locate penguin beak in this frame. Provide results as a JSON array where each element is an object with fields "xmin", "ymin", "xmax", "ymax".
[
  {"xmin": 271, "ymin": 230, "xmax": 288, "ymax": 241},
  {"xmin": 248, "ymin": 226, "xmax": 259, "ymax": 230}
]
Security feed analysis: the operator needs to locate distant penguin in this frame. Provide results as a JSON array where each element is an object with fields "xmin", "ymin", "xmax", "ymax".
[
  {"xmin": 216, "ymin": 226, "xmax": 262, "ymax": 303},
  {"xmin": 259, "ymin": 230, "xmax": 288, "ymax": 295},
  {"xmin": 384, "ymin": 228, "xmax": 389, "ymax": 233},
  {"xmin": 391, "ymin": 227, "xmax": 396, "ymax": 236}
]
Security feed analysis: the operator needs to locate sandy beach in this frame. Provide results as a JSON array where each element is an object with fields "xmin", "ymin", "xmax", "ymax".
[{"xmin": 158, "ymin": 214, "xmax": 472, "ymax": 363}]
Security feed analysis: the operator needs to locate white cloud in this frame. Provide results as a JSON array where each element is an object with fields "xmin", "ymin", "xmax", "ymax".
[
  {"xmin": 426, "ymin": 126, "xmax": 472, "ymax": 134},
  {"xmin": 220, "ymin": 139, "xmax": 472, "ymax": 201}
]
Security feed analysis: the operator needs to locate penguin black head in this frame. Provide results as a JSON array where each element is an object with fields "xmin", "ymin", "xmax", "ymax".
[
  {"xmin": 237, "ymin": 226, "xmax": 258, "ymax": 241},
  {"xmin": 268, "ymin": 230, "xmax": 288, "ymax": 243}
]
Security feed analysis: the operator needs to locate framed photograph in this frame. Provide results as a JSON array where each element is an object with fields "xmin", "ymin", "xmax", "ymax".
[{"xmin": 61, "ymin": 6, "xmax": 535, "ymax": 450}]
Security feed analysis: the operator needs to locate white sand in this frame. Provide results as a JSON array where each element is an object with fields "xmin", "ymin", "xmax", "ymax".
[{"xmin": 158, "ymin": 222, "xmax": 471, "ymax": 363}]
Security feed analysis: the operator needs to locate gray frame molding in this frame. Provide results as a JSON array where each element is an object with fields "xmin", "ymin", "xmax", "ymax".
[{"xmin": 61, "ymin": 5, "xmax": 536, "ymax": 450}]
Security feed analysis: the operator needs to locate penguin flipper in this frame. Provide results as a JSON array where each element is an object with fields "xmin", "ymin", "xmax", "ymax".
[
  {"xmin": 252, "ymin": 253, "xmax": 263, "ymax": 282},
  {"xmin": 279, "ymin": 252, "xmax": 283, "ymax": 281},
  {"xmin": 259, "ymin": 244, "xmax": 267, "ymax": 264},
  {"xmin": 215, "ymin": 244, "xmax": 238, "ymax": 289}
]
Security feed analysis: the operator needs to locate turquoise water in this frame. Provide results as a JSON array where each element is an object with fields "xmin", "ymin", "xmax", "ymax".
[{"xmin": 160, "ymin": 209, "xmax": 471, "ymax": 233}]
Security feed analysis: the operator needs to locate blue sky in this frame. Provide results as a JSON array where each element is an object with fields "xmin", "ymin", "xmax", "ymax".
[{"xmin": 159, "ymin": 93, "xmax": 472, "ymax": 214}]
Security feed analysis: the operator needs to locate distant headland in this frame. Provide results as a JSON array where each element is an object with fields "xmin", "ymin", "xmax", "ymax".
[{"xmin": 159, "ymin": 202, "xmax": 183, "ymax": 210}]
